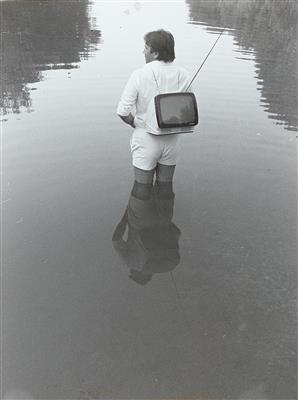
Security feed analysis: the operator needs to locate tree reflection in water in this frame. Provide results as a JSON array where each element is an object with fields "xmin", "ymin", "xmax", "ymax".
[
  {"xmin": 186, "ymin": 0, "xmax": 298, "ymax": 132},
  {"xmin": 0, "ymin": 0, "xmax": 101, "ymax": 114}
]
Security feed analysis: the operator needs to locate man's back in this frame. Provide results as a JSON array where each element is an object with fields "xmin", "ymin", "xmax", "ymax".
[{"xmin": 120, "ymin": 60, "xmax": 190, "ymax": 128}]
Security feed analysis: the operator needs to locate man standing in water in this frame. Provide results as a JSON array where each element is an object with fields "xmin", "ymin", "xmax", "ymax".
[{"xmin": 117, "ymin": 29, "xmax": 192, "ymax": 200}]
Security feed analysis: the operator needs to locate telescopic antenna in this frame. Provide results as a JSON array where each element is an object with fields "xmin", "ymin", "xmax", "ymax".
[{"xmin": 186, "ymin": 27, "xmax": 226, "ymax": 91}]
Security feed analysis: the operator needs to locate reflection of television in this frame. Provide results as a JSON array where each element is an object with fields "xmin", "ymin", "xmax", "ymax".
[{"xmin": 154, "ymin": 92, "xmax": 198, "ymax": 129}]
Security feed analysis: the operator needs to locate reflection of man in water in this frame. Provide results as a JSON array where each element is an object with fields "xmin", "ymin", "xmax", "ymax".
[
  {"xmin": 117, "ymin": 29, "xmax": 192, "ymax": 187},
  {"xmin": 112, "ymin": 181, "xmax": 181, "ymax": 285}
]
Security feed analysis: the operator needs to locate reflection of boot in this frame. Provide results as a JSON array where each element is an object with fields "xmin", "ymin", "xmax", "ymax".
[
  {"xmin": 131, "ymin": 180, "xmax": 153, "ymax": 200},
  {"xmin": 154, "ymin": 181, "xmax": 175, "ymax": 221},
  {"xmin": 154, "ymin": 181, "xmax": 174, "ymax": 200}
]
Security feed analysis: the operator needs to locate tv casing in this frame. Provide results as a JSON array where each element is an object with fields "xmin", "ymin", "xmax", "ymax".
[{"xmin": 154, "ymin": 92, "xmax": 198, "ymax": 129}]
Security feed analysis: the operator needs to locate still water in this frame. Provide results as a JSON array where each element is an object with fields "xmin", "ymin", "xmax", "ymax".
[{"xmin": 2, "ymin": 1, "xmax": 297, "ymax": 399}]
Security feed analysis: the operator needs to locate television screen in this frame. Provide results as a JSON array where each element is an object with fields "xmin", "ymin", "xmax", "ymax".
[{"xmin": 154, "ymin": 92, "xmax": 198, "ymax": 129}]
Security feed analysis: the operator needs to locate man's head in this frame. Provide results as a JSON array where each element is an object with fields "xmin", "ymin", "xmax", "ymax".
[{"xmin": 143, "ymin": 29, "xmax": 175, "ymax": 63}]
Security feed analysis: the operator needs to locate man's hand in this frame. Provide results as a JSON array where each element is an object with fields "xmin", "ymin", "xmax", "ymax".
[{"xmin": 118, "ymin": 113, "xmax": 135, "ymax": 128}]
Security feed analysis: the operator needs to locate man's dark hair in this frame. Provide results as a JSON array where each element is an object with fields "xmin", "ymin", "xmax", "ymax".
[{"xmin": 144, "ymin": 29, "xmax": 175, "ymax": 62}]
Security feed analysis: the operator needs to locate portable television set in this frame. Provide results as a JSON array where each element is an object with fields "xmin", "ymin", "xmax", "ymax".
[
  {"xmin": 145, "ymin": 91, "xmax": 198, "ymax": 135},
  {"xmin": 154, "ymin": 92, "xmax": 198, "ymax": 129}
]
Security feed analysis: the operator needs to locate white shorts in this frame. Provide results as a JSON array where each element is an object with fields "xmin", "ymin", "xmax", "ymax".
[{"xmin": 130, "ymin": 128, "xmax": 180, "ymax": 171}]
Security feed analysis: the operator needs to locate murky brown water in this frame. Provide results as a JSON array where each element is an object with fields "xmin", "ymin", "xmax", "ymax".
[{"xmin": 2, "ymin": 1, "xmax": 297, "ymax": 399}]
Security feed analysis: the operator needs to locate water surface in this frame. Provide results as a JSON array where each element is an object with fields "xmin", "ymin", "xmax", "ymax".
[{"xmin": 2, "ymin": 1, "xmax": 297, "ymax": 399}]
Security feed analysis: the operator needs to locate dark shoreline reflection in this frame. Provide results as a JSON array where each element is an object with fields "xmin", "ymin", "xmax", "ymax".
[
  {"xmin": 186, "ymin": 0, "xmax": 298, "ymax": 132},
  {"xmin": 0, "ymin": 0, "xmax": 101, "ymax": 115},
  {"xmin": 112, "ymin": 181, "xmax": 181, "ymax": 285}
]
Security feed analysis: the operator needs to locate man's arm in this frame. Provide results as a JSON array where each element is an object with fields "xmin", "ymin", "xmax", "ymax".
[
  {"xmin": 112, "ymin": 208, "xmax": 129, "ymax": 263},
  {"xmin": 112, "ymin": 208, "xmax": 128, "ymax": 242},
  {"xmin": 117, "ymin": 70, "xmax": 139, "ymax": 128},
  {"xmin": 118, "ymin": 113, "xmax": 135, "ymax": 128}
]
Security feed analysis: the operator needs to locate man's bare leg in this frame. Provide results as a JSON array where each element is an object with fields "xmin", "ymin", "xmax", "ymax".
[
  {"xmin": 132, "ymin": 166, "xmax": 155, "ymax": 200},
  {"xmin": 155, "ymin": 164, "xmax": 175, "ymax": 199},
  {"xmin": 134, "ymin": 166, "xmax": 155, "ymax": 184},
  {"xmin": 156, "ymin": 163, "xmax": 176, "ymax": 182}
]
